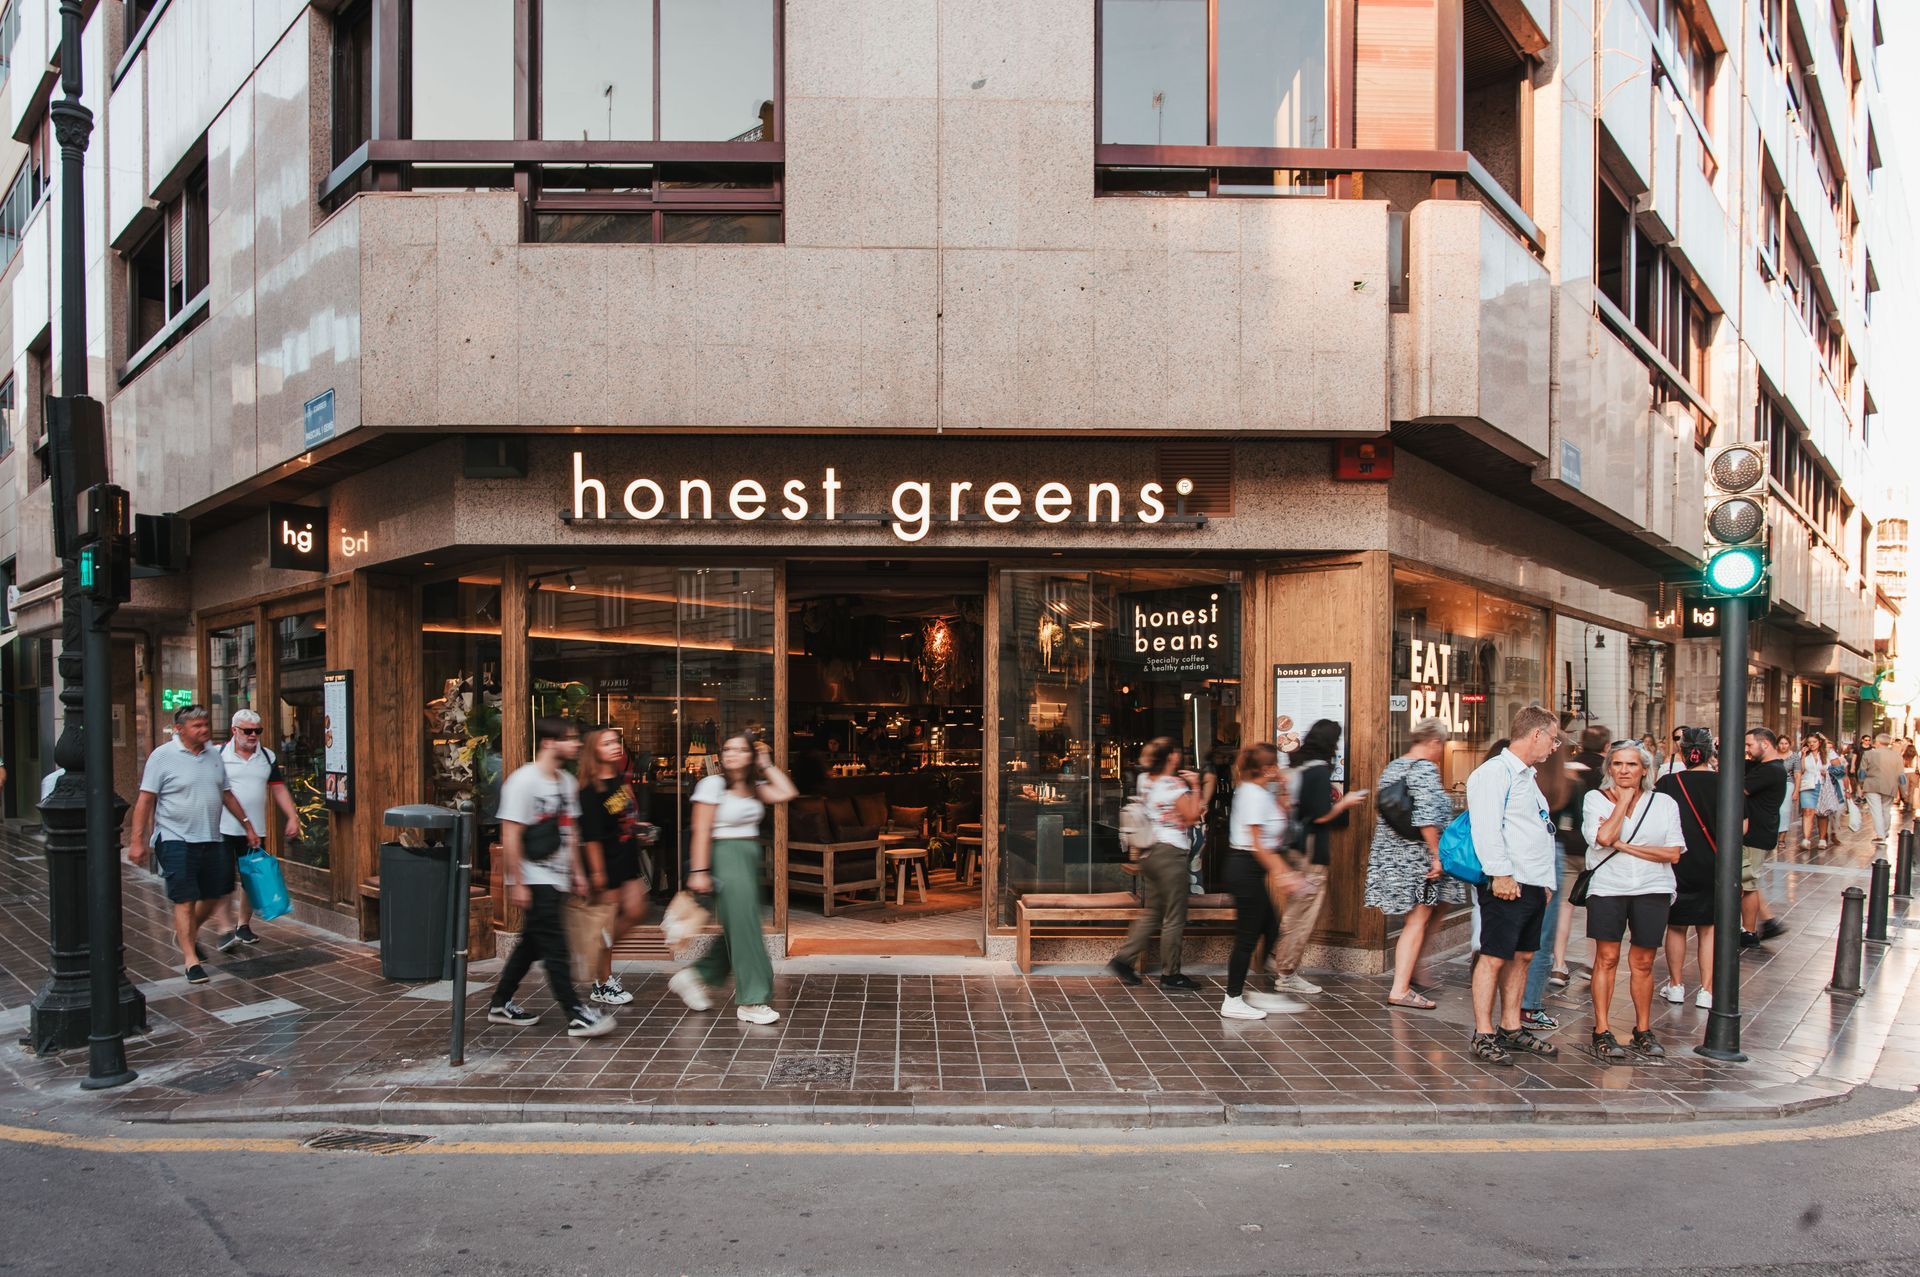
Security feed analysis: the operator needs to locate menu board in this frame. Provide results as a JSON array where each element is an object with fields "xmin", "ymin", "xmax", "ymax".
[
  {"xmin": 323, "ymin": 669, "xmax": 353, "ymax": 810},
  {"xmin": 1273, "ymin": 662, "xmax": 1351, "ymax": 783}
]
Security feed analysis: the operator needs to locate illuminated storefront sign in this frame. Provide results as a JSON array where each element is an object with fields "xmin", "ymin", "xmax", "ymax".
[{"xmin": 565, "ymin": 453, "xmax": 1205, "ymax": 544}]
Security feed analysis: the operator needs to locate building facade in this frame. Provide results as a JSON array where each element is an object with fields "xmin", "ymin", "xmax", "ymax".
[{"xmin": 0, "ymin": 0, "xmax": 1894, "ymax": 968}]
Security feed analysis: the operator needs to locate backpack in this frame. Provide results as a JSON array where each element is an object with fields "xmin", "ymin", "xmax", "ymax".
[
  {"xmin": 1118, "ymin": 798, "xmax": 1158, "ymax": 853},
  {"xmin": 1436, "ymin": 811, "xmax": 1488, "ymax": 886}
]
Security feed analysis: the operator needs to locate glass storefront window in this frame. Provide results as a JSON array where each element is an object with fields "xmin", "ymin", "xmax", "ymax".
[
  {"xmin": 408, "ymin": 0, "xmax": 514, "ymax": 141},
  {"xmin": 996, "ymin": 568, "xmax": 1241, "ymax": 927},
  {"xmin": 423, "ymin": 571, "xmax": 506, "ymax": 857},
  {"xmin": 207, "ymin": 623, "xmax": 256, "ymax": 744},
  {"xmin": 1390, "ymin": 569, "xmax": 1549, "ymax": 791},
  {"xmin": 529, "ymin": 565, "xmax": 775, "ymax": 891},
  {"xmin": 274, "ymin": 612, "xmax": 331, "ymax": 871}
]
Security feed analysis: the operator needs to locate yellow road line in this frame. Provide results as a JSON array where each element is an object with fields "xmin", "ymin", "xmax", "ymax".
[{"xmin": 2, "ymin": 1096, "xmax": 1916, "ymax": 1158}]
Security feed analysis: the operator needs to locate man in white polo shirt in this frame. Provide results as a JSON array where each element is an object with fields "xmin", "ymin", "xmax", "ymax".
[
  {"xmin": 127, "ymin": 705, "xmax": 259, "ymax": 983},
  {"xmin": 215, "ymin": 708, "xmax": 302, "ymax": 950}
]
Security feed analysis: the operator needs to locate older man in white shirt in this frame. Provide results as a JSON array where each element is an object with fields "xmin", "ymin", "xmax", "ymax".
[{"xmin": 1464, "ymin": 705, "xmax": 1564, "ymax": 1067}]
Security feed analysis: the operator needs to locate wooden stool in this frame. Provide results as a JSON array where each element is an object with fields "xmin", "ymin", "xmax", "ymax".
[
  {"xmin": 955, "ymin": 834, "xmax": 983, "ymax": 887},
  {"xmin": 886, "ymin": 847, "xmax": 929, "ymax": 905}
]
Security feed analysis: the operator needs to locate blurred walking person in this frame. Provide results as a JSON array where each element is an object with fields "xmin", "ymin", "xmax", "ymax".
[
  {"xmin": 1365, "ymin": 717, "xmax": 1468, "ymax": 1009},
  {"xmin": 1220, "ymin": 743, "xmax": 1307, "ymax": 1020},
  {"xmin": 1109, "ymin": 738, "xmax": 1205, "ymax": 992}
]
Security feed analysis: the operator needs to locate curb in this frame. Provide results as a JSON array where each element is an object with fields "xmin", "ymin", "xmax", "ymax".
[{"xmin": 104, "ymin": 1081, "xmax": 1855, "ymax": 1130}]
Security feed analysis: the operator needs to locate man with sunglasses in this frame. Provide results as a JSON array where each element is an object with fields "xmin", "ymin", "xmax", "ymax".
[
  {"xmin": 127, "ymin": 705, "xmax": 259, "ymax": 983},
  {"xmin": 215, "ymin": 708, "xmax": 302, "ymax": 949}
]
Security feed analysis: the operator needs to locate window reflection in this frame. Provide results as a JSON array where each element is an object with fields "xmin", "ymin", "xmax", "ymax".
[
  {"xmin": 208, "ymin": 624, "xmax": 257, "ymax": 744},
  {"xmin": 542, "ymin": 0, "xmax": 654, "ymax": 141},
  {"xmin": 1100, "ymin": 0, "xmax": 1207, "ymax": 145},
  {"xmin": 408, "ymin": 0, "xmax": 514, "ymax": 140},
  {"xmin": 660, "ymin": 0, "xmax": 777, "ymax": 141},
  {"xmin": 1217, "ymin": 0, "xmax": 1327, "ymax": 147}
]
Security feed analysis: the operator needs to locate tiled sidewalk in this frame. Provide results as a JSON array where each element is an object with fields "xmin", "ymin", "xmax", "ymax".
[{"xmin": 2, "ymin": 819, "xmax": 1916, "ymax": 1128}]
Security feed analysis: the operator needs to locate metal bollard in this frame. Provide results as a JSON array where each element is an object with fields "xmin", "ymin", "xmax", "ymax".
[
  {"xmin": 1828, "ymin": 886, "xmax": 1866, "ymax": 996},
  {"xmin": 1867, "ymin": 859, "xmax": 1892, "ymax": 944},
  {"xmin": 1898, "ymin": 830, "xmax": 1915, "ymax": 900}
]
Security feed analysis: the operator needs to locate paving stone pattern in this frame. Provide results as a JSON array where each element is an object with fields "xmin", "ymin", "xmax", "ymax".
[{"xmin": 3, "ymin": 819, "xmax": 1918, "ymax": 1128}]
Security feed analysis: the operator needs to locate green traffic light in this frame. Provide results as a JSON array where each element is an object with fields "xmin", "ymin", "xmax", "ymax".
[
  {"xmin": 1705, "ymin": 547, "xmax": 1765, "ymax": 596},
  {"xmin": 79, "ymin": 548, "xmax": 95, "ymax": 589}
]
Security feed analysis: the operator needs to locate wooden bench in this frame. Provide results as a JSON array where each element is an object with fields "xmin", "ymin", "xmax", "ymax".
[{"xmin": 1015, "ymin": 891, "xmax": 1238, "ymax": 973}]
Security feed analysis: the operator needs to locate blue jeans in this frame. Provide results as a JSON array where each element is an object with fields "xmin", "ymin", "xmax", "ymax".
[{"xmin": 1523, "ymin": 858, "xmax": 1566, "ymax": 1011}]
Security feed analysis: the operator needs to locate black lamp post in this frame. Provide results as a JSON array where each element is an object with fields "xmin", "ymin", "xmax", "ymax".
[{"xmin": 24, "ymin": 0, "xmax": 143, "ymax": 1085}]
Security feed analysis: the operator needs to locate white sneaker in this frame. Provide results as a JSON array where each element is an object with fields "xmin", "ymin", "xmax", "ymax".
[
  {"xmin": 591, "ymin": 981, "xmax": 634, "ymax": 1006},
  {"xmin": 1244, "ymin": 989, "xmax": 1306, "ymax": 1013},
  {"xmin": 1219, "ymin": 995, "xmax": 1267, "ymax": 1020},
  {"xmin": 567, "ymin": 1006, "xmax": 617, "ymax": 1038},
  {"xmin": 1695, "ymin": 988, "xmax": 1713, "ymax": 1010},
  {"xmin": 1275, "ymin": 973, "xmax": 1323, "ymax": 996},
  {"xmin": 669, "ymin": 968, "xmax": 713, "ymax": 1011},
  {"xmin": 1659, "ymin": 983, "xmax": 1686, "ymax": 1004},
  {"xmin": 736, "ymin": 1004, "xmax": 780, "ymax": 1025},
  {"xmin": 606, "ymin": 973, "xmax": 626, "ymax": 994}
]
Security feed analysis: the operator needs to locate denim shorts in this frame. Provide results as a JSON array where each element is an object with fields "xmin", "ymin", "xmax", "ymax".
[{"xmin": 156, "ymin": 839, "xmax": 234, "ymax": 904}]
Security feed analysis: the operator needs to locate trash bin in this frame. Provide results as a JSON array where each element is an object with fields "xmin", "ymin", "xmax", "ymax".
[{"xmin": 379, "ymin": 804, "xmax": 460, "ymax": 981}]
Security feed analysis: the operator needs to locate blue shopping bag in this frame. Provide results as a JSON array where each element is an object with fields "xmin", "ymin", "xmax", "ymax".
[
  {"xmin": 236, "ymin": 850, "xmax": 292, "ymax": 921},
  {"xmin": 1436, "ymin": 811, "xmax": 1488, "ymax": 887}
]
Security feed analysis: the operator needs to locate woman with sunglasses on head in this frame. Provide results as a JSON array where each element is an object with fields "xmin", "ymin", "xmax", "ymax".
[
  {"xmin": 669, "ymin": 732, "xmax": 797, "ymax": 1025},
  {"xmin": 1581, "ymin": 739, "xmax": 1685, "ymax": 1061}
]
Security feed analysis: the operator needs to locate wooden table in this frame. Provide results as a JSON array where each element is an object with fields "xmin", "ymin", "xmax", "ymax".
[{"xmin": 787, "ymin": 839, "xmax": 884, "ymax": 916}]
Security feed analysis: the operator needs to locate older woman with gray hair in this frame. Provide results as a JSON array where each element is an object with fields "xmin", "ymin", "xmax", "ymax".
[
  {"xmin": 1579, "ymin": 738, "xmax": 1685, "ymax": 1061},
  {"xmin": 1365, "ymin": 717, "xmax": 1470, "ymax": 1009}
]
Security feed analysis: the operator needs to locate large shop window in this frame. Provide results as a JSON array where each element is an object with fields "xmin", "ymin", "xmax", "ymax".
[
  {"xmin": 330, "ymin": 0, "xmax": 783, "ymax": 241},
  {"xmin": 423, "ymin": 572, "xmax": 506, "ymax": 864},
  {"xmin": 274, "ymin": 613, "xmax": 332, "ymax": 872},
  {"xmin": 1389, "ymin": 569, "xmax": 1548, "ymax": 792},
  {"xmin": 996, "ymin": 568, "xmax": 1241, "ymax": 928},
  {"xmin": 207, "ymin": 623, "xmax": 258, "ymax": 743},
  {"xmin": 528, "ymin": 566, "xmax": 775, "ymax": 882}
]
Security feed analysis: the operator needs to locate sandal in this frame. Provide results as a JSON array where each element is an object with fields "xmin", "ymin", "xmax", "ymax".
[
  {"xmin": 1495, "ymin": 1026, "xmax": 1560, "ymax": 1058},
  {"xmin": 1547, "ymin": 968, "xmax": 1570, "ymax": 990},
  {"xmin": 1469, "ymin": 1032, "xmax": 1512, "ymax": 1066},
  {"xmin": 1386, "ymin": 991, "xmax": 1438, "ymax": 1009}
]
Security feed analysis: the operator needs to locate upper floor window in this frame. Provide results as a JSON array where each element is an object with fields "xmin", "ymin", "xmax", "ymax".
[
  {"xmin": 1099, "ymin": 0, "xmax": 1326, "ymax": 150},
  {"xmin": 125, "ymin": 164, "xmax": 209, "ymax": 366},
  {"xmin": 1594, "ymin": 171, "xmax": 1712, "ymax": 436},
  {"xmin": 0, "ymin": 374, "xmax": 13, "ymax": 460},
  {"xmin": 1759, "ymin": 0, "xmax": 1785, "ymax": 62},
  {"xmin": 127, "ymin": 0, "xmax": 160, "ymax": 39},
  {"xmin": 327, "ymin": 0, "xmax": 782, "ymax": 242},
  {"xmin": 0, "ymin": 2, "xmax": 20, "ymax": 88}
]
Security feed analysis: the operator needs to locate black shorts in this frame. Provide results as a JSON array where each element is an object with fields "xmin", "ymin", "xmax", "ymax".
[
  {"xmin": 602, "ymin": 842, "xmax": 643, "ymax": 890},
  {"xmin": 1586, "ymin": 893, "xmax": 1672, "ymax": 948},
  {"xmin": 1667, "ymin": 890, "xmax": 1714, "ymax": 928},
  {"xmin": 156, "ymin": 839, "xmax": 234, "ymax": 904},
  {"xmin": 1476, "ymin": 882, "xmax": 1549, "ymax": 960}
]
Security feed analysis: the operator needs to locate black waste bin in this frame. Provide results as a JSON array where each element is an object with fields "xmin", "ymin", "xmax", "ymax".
[{"xmin": 379, "ymin": 804, "xmax": 461, "ymax": 981}]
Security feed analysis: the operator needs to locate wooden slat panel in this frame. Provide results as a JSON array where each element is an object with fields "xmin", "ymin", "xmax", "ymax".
[
  {"xmin": 1253, "ymin": 554, "xmax": 1391, "ymax": 955},
  {"xmin": 1355, "ymin": 0, "xmax": 1439, "ymax": 150},
  {"xmin": 1158, "ymin": 441, "xmax": 1234, "ymax": 516}
]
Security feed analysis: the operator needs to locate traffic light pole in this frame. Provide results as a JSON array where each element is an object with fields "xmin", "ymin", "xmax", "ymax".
[
  {"xmin": 1698, "ymin": 592, "xmax": 1750, "ymax": 1062},
  {"xmin": 23, "ymin": 0, "xmax": 141, "ymax": 1083}
]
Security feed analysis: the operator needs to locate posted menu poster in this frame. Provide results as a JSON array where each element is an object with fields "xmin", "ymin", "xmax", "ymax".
[
  {"xmin": 323, "ymin": 670, "xmax": 353, "ymax": 810},
  {"xmin": 1273, "ymin": 663, "xmax": 1351, "ymax": 783}
]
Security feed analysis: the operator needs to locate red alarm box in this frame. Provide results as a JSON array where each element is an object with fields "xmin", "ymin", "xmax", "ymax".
[{"xmin": 1333, "ymin": 439, "xmax": 1395, "ymax": 481}]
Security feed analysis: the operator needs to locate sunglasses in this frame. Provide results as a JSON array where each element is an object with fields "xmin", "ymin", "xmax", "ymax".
[{"xmin": 235, "ymin": 727, "xmax": 262, "ymax": 736}]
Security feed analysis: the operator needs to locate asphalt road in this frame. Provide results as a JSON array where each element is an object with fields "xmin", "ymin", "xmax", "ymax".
[{"xmin": 5, "ymin": 1090, "xmax": 1920, "ymax": 1276}]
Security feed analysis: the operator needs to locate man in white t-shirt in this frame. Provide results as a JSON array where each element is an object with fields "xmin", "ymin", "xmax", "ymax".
[
  {"xmin": 486, "ymin": 718, "xmax": 614, "ymax": 1038},
  {"xmin": 214, "ymin": 708, "xmax": 302, "ymax": 949}
]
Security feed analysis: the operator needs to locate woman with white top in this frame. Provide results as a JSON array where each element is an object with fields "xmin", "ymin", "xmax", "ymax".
[
  {"xmin": 1109, "ymin": 738, "xmax": 1204, "ymax": 991},
  {"xmin": 669, "ymin": 732, "xmax": 798, "ymax": 1025},
  {"xmin": 1221, "ymin": 743, "xmax": 1307, "ymax": 1020},
  {"xmin": 1580, "ymin": 739, "xmax": 1685, "ymax": 1062}
]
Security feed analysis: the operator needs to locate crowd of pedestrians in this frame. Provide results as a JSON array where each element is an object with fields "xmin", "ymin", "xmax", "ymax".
[{"xmin": 125, "ymin": 699, "xmax": 1905, "ymax": 1063}]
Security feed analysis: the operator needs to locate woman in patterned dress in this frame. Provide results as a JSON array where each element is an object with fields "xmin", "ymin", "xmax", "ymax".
[{"xmin": 1365, "ymin": 716, "xmax": 1471, "ymax": 1009}]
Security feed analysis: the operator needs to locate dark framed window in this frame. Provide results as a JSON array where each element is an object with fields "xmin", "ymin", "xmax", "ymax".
[
  {"xmin": 0, "ymin": 158, "xmax": 37, "ymax": 269},
  {"xmin": 125, "ymin": 164, "xmax": 210, "ymax": 363},
  {"xmin": 127, "ymin": 0, "xmax": 161, "ymax": 40},
  {"xmin": 0, "ymin": 2, "xmax": 19, "ymax": 88},
  {"xmin": 27, "ymin": 344, "xmax": 48, "ymax": 487},
  {"xmin": 327, "ymin": 0, "xmax": 783, "ymax": 243},
  {"xmin": 1593, "ymin": 170, "xmax": 1712, "ymax": 434},
  {"xmin": 0, "ymin": 374, "xmax": 13, "ymax": 459}
]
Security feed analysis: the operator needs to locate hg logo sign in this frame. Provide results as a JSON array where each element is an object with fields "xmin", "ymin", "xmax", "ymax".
[{"xmin": 267, "ymin": 502, "xmax": 329, "ymax": 572}]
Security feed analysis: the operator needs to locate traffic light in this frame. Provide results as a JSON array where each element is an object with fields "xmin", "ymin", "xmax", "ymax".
[
  {"xmin": 78, "ymin": 483, "xmax": 132, "ymax": 607},
  {"xmin": 1701, "ymin": 442, "xmax": 1770, "ymax": 600}
]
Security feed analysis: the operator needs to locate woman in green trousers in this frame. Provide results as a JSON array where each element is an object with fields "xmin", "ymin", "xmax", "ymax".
[{"xmin": 669, "ymin": 732, "xmax": 797, "ymax": 1024}]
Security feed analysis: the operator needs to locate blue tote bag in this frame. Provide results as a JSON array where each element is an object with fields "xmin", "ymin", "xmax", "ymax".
[{"xmin": 237, "ymin": 850, "xmax": 292, "ymax": 921}]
